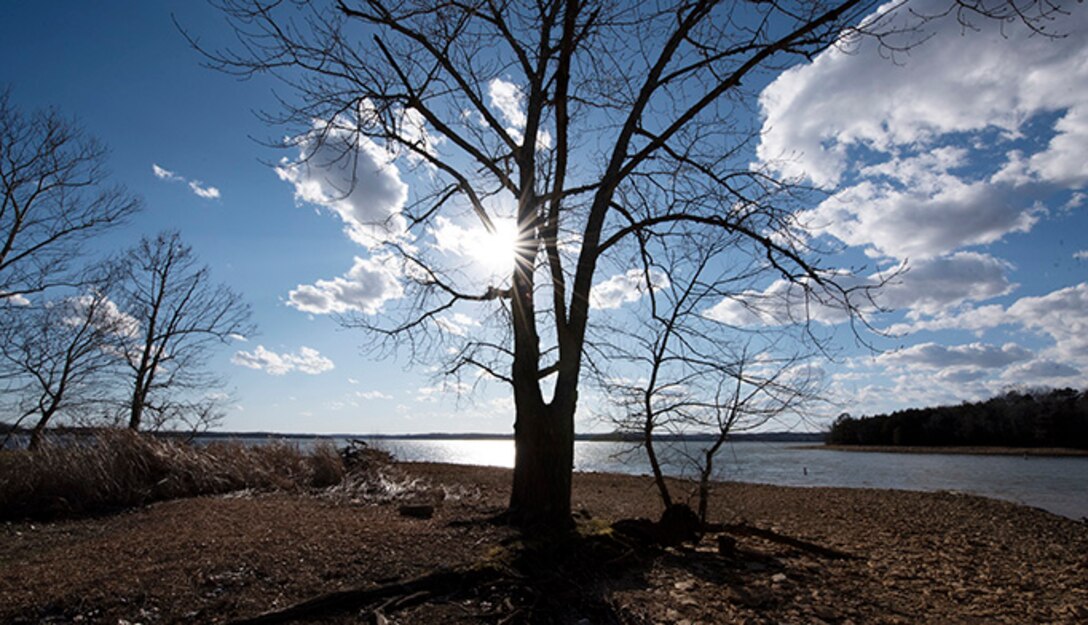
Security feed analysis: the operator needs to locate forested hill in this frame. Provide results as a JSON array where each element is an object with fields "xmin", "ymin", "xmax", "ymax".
[{"xmin": 827, "ymin": 388, "xmax": 1088, "ymax": 449}]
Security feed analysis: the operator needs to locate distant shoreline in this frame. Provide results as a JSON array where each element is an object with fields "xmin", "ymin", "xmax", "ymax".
[{"xmin": 808, "ymin": 444, "xmax": 1088, "ymax": 457}]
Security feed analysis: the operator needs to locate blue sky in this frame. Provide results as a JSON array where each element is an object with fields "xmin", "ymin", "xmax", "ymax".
[{"xmin": 2, "ymin": 1, "xmax": 1085, "ymax": 434}]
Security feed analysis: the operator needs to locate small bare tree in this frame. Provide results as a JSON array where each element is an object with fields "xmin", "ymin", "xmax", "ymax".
[
  {"xmin": 111, "ymin": 231, "xmax": 254, "ymax": 432},
  {"xmin": 0, "ymin": 269, "xmax": 127, "ymax": 449},
  {"xmin": 597, "ymin": 236, "xmax": 824, "ymax": 524},
  {"xmin": 0, "ymin": 89, "xmax": 140, "ymax": 302}
]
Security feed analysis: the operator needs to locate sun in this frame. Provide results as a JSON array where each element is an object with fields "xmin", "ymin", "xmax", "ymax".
[{"xmin": 470, "ymin": 218, "xmax": 520, "ymax": 275}]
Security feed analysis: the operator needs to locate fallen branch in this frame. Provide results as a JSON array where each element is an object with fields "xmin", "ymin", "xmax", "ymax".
[
  {"xmin": 715, "ymin": 523, "xmax": 860, "ymax": 561},
  {"xmin": 228, "ymin": 566, "xmax": 502, "ymax": 625}
]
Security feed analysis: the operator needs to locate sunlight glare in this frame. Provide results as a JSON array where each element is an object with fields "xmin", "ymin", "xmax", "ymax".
[{"xmin": 471, "ymin": 218, "xmax": 519, "ymax": 275}]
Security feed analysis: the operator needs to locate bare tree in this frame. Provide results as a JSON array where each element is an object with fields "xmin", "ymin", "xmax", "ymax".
[
  {"xmin": 0, "ymin": 269, "xmax": 127, "ymax": 449},
  {"xmin": 194, "ymin": 0, "xmax": 1065, "ymax": 527},
  {"xmin": 112, "ymin": 231, "xmax": 254, "ymax": 432},
  {"xmin": 596, "ymin": 235, "xmax": 822, "ymax": 524},
  {"xmin": 0, "ymin": 89, "xmax": 140, "ymax": 302}
]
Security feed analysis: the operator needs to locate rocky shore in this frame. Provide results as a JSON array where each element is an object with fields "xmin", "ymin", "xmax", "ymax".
[{"xmin": 2, "ymin": 462, "xmax": 1085, "ymax": 624}]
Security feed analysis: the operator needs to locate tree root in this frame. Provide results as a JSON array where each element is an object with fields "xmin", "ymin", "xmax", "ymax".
[{"xmin": 227, "ymin": 566, "xmax": 502, "ymax": 625}]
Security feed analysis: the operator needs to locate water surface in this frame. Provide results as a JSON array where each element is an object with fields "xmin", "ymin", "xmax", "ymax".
[{"xmin": 358, "ymin": 438, "xmax": 1088, "ymax": 520}]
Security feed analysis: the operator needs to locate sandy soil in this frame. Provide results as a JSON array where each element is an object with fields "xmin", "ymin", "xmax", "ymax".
[{"xmin": 1, "ymin": 462, "xmax": 1085, "ymax": 624}]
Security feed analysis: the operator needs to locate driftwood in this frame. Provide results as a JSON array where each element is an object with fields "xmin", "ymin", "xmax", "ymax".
[
  {"xmin": 228, "ymin": 566, "xmax": 501, "ymax": 625},
  {"xmin": 714, "ymin": 523, "xmax": 859, "ymax": 561}
]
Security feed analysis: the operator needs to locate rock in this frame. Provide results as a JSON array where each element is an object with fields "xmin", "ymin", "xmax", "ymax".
[
  {"xmin": 717, "ymin": 535, "xmax": 737, "ymax": 556},
  {"xmin": 397, "ymin": 504, "xmax": 434, "ymax": 519},
  {"xmin": 771, "ymin": 573, "xmax": 788, "ymax": 584}
]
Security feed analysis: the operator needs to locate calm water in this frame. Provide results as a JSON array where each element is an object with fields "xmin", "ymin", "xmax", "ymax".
[{"xmin": 357, "ymin": 438, "xmax": 1088, "ymax": 521}]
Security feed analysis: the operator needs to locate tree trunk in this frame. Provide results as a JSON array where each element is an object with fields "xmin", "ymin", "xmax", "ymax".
[
  {"xmin": 128, "ymin": 386, "xmax": 144, "ymax": 431},
  {"xmin": 28, "ymin": 405, "xmax": 57, "ymax": 451},
  {"xmin": 28, "ymin": 419, "xmax": 47, "ymax": 451},
  {"xmin": 508, "ymin": 399, "xmax": 575, "ymax": 529},
  {"xmin": 645, "ymin": 422, "xmax": 673, "ymax": 510}
]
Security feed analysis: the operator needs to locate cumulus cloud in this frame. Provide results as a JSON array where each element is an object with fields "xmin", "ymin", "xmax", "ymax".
[
  {"xmin": 802, "ymin": 176, "xmax": 1039, "ymax": 260},
  {"xmin": 1006, "ymin": 283, "xmax": 1088, "ymax": 363},
  {"xmin": 1002, "ymin": 360, "xmax": 1080, "ymax": 382},
  {"xmin": 705, "ymin": 252, "xmax": 1013, "ymax": 327},
  {"xmin": 758, "ymin": 0, "xmax": 1088, "ymax": 259},
  {"xmin": 488, "ymin": 78, "xmax": 526, "ymax": 129},
  {"xmin": 876, "ymin": 253, "xmax": 1014, "ymax": 316},
  {"xmin": 287, "ymin": 256, "xmax": 403, "ymax": 315},
  {"xmin": 590, "ymin": 268, "xmax": 671, "ymax": 309},
  {"xmin": 276, "ymin": 122, "xmax": 409, "ymax": 248},
  {"xmin": 152, "ymin": 163, "xmax": 221, "ymax": 200},
  {"xmin": 1074, "ymin": 250, "xmax": 1088, "ymax": 261},
  {"xmin": 887, "ymin": 282, "xmax": 1088, "ymax": 369},
  {"xmin": 879, "ymin": 342, "xmax": 1033, "ymax": 370},
  {"xmin": 232, "ymin": 345, "xmax": 335, "ymax": 375}
]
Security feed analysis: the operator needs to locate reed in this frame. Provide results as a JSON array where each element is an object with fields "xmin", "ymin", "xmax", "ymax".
[{"xmin": 0, "ymin": 430, "xmax": 348, "ymax": 520}]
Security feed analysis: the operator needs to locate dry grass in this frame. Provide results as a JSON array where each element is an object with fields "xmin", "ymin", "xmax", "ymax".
[{"xmin": 0, "ymin": 430, "xmax": 349, "ymax": 520}]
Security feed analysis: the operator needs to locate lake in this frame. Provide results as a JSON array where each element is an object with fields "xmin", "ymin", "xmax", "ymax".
[{"xmin": 351, "ymin": 438, "xmax": 1088, "ymax": 521}]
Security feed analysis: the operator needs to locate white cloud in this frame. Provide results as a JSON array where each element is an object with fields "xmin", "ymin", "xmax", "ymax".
[
  {"xmin": 152, "ymin": 164, "xmax": 181, "ymax": 181},
  {"xmin": 1006, "ymin": 283, "xmax": 1088, "ymax": 363},
  {"xmin": 276, "ymin": 122, "xmax": 409, "ymax": 248},
  {"xmin": 885, "ymin": 304, "xmax": 1009, "ymax": 336},
  {"xmin": 287, "ymin": 256, "xmax": 403, "ymax": 315},
  {"xmin": 152, "ymin": 163, "xmax": 221, "ymax": 200},
  {"xmin": 435, "ymin": 312, "xmax": 478, "ymax": 337},
  {"xmin": 1, "ymin": 292, "xmax": 31, "ymax": 306},
  {"xmin": 417, "ymin": 380, "xmax": 472, "ymax": 401},
  {"xmin": 231, "ymin": 345, "xmax": 335, "ymax": 376},
  {"xmin": 879, "ymin": 342, "xmax": 1033, "ymax": 370},
  {"xmin": 758, "ymin": 0, "xmax": 1088, "ymax": 259},
  {"xmin": 1074, "ymin": 250, "xmax": 1088, "ymax": 261},
  {"xmin": 488, "ymin": 78, "xmax": 526, "ymax": 129},
  {"xmin": 187, "ymin": 180, "xmax": 221, "ymax": 200},
  {"xmin": 355, "ymin": 390, "xmax": 393, "ymax": 400},
  {"xmin": 876, "ymin": 253, "xmax": 1014, "ymax": 316},
  {"xmin": 69, "ymin": 293, "xmax": 140, "ymax": 338},
  {"xmin": 1002, "ymin": 359, "xmax": 1080, "ymax": 382},
  {"xmin": 706, "ymin": 252, "xmax": 1013, "ymax": 327},
  {"xmin": 590, "ymin": 268, "xmax": 671, "ymax": 309},
  {"xmin": 886, "ymin": 282, "xmax": 1088, "ymax": 372},
  {"xmin": 802, "ymin": 176, "xmax": 1039, "ymax": 260}
]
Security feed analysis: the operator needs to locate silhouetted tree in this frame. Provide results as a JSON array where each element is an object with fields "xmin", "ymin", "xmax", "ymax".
[
  {"xmin": 0, "ymin": 89, "xmax": 139, "ymax": 303},
  {"xmin": 112, "ymin": 231, "xmax": 254, "ymax": 432},
  {"xmin": 197, "ymin": 0, "xmax": 1068, "ymax": 527},
  {"xmin": 0, "ymin": 268, "xmax": 127, "ymax": 449},
  {"xmin": 598, "ymin": 236, "xmax": 822, "ymax": 522}
]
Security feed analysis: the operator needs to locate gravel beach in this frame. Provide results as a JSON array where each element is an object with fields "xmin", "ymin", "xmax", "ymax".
[{"xmin": 2, "ymin": 462, "xmax": 1085, "ymax": 624}]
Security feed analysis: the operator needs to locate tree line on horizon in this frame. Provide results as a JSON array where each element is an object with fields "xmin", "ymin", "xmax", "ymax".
[{"xmin": 826, "ymin": 388, "xmax": 1088, "ymax": 449}]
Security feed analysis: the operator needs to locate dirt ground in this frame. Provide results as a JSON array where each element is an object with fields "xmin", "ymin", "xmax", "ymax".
[{"xmin": 2, "ymin": 462, "xmax": 1086, "ymax": 624}]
